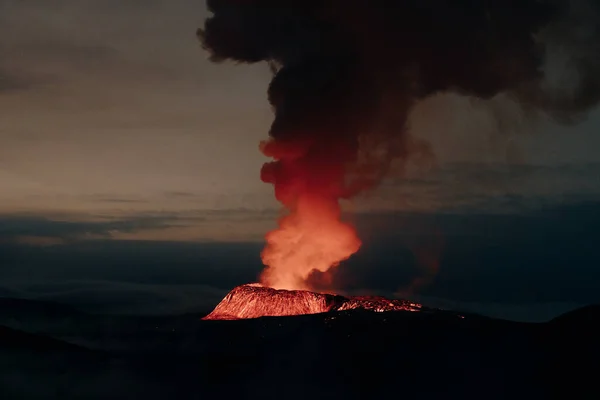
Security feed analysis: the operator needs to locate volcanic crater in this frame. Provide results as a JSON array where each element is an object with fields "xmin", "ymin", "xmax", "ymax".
[{"xmin": 203, "ymin": 284, "xmax": 424, "ymax": 320}]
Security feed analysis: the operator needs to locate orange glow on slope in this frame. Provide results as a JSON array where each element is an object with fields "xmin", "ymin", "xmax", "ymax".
[
  {"xmin": 259, "ymin": 139, "xmax": 361, "ymax": 290},
  {"xmin": 202, "ymin": 284, "xmax": 423, "ymax": 320}
]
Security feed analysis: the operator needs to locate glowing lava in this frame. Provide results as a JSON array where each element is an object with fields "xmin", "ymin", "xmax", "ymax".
[
  {"xmin": 259, "ymin": 139, "xmax": 362, "ymax": 291},
  {"xmin": 203, "ymin": 284, "xmax": 422, "ymax": 320}
]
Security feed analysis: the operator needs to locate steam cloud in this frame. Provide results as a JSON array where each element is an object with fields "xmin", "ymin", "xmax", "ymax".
[{"xmin": 198, "ymin": 0, "xmax": 600, "ymax": 289}]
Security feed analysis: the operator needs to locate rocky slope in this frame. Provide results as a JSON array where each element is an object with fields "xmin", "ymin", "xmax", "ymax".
[{"xmin": 203, "ymin": 284, "xmax": 424, "ymax": 320}]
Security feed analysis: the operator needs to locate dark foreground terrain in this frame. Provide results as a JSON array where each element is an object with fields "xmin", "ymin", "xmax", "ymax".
[{"xmin": 0, "ymin": 297, "xmax": 598, "ymax": 399}]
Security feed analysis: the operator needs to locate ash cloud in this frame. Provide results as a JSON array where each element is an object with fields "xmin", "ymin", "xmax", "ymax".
[{"xmin": 199, "ymin": 0, "xmax": 600, "ymax": 189}]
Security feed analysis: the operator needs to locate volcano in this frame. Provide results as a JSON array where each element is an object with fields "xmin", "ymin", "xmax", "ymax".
[{"xmin": 202, "ymin": 284, "xmax": 423, "ymax": 320}]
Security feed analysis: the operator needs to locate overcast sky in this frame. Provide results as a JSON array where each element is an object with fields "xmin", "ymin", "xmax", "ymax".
[{"xmin": 0, "ymin": 0, "xmax": 599, "ymax": 241}]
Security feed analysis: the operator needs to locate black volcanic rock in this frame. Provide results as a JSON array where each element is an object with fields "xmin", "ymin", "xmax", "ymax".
[
  {"xmin": 542, "ymin": 304, "xmax": 600, "ymax": 398},
  {"xmin": 0, "ymin": 297, "xmax": 598, "ymax": 399}
]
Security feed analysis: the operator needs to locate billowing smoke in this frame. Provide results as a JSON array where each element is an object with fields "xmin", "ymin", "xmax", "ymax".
[{"xmin": 198, "ymin": 0, "xmax": 600, "ymax": 290}]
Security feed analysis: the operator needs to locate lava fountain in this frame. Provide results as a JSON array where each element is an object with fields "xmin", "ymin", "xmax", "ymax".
[{"xmin": 259, "ymin": 139, "xmax": 362, "ymax": 290}]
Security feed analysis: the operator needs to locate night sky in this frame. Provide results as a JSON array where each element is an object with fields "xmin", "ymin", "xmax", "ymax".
[{"xmin": 1, "ymin": 0, "xmax": 599, "ymax": 321}]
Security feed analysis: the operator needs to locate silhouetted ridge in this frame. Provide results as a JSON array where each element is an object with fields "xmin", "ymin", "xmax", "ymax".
[
  {"xmin": 0, "ymin": 325, "xmax": 87, "ymax": 352},
  {"xmin": 550, "ymin": 304, "xmax": 600, "ymax": 328},
  {"xmin": 0, "ymin": 297, "xmax": 83, "ymax": 318}
]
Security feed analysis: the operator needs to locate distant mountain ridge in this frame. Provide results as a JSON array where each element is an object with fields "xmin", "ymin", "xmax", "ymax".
[{"xmin": 0, "ymin": 297, "xmax": 83, "ymax": 318}]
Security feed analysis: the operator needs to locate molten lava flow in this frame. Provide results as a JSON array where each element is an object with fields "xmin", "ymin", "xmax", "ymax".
[
  {"xmin": 203, "ymin": 284, "xmax": 344, "ymax": 320},
  {"xmin": 203, "ymin": 284, "xmax": 423, "ymax": 321},
  {"xmin": 259, "ymin": 139, "xmax": 361, "ymax": 291}
]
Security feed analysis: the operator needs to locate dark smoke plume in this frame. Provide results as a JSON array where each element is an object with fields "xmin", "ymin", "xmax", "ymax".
[
  {"xmin": 199, "ymin": 0, "xmax": 600, "ymax": 187},
  {"xmin": 198, "ymin": 0, "xmax": 600, "ymax": 289}
]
